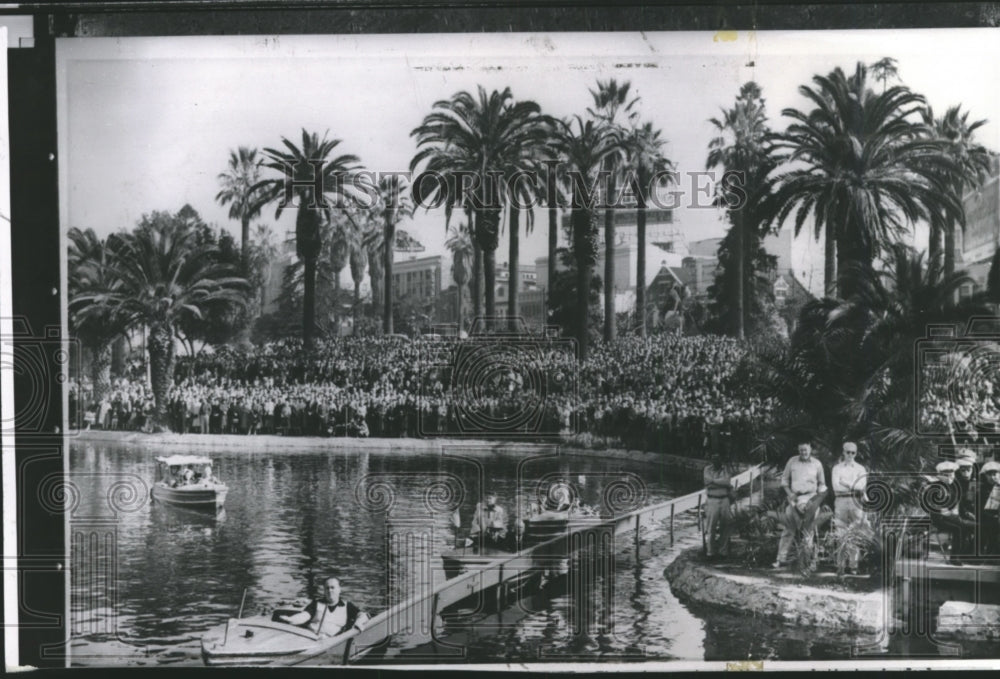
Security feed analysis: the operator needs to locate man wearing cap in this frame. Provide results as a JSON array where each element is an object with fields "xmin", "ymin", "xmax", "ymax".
[
  {"xmin": 773, "ymin": 441, "xmax": 828, "ymax": 569},
  {"xmin": 978, "ymin": 460, "xmax": 1000, "ymax": 556},
  {"xmin": 703, "ymin": 451, "xmax": 734, "ymax": 559},
  {"xmin": 471, "ymin": 492, "xmax": 509, "ymax": 549},
  {"xmin": 831, "ymin": 442, "xmax": 868, "ymax": 574},
  {"xmin": 928, "ymin": 460, "xmax": 975, "ymax": 564}
]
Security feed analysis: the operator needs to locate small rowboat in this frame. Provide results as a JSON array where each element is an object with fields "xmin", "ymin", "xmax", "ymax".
[
  {"xmin": 151, "ymin": 455, "xmax": 228, "ymax": 513},
  {"xmin": 523, "ymin": 508, "xmax": 604, "ymax": 547},
  {"xmin": 200, "ymin": 615, "xmax": 369, "ymax": 666}
]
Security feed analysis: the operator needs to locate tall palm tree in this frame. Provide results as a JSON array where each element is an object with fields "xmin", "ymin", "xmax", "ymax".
[
  {"xmin": 67, "ymin": 227, "xmax": 126, "ymax": 403},
  {"xmin": 445, "ymin": 221, "xmax": 474, "ymax": 334},
  {"xmin": 707, "ymin": 81, "xmax": 773, "ymax": 340},
  {"xmin": 550, "ymin": 115, "xmax": 624, "ymax": 361},
  {"xmin": 870, "ymin": 57, "xmax": 899, "ymax": 94},
  {"xmin": 628, "ymin": 121, "xmax": 674, "ymax": 338},
  {"xmin": 766, "ymin": 63, "xmax": 961, "ymax": 298},
  {"xmin": 922, "ymin": 105, "xmax": 991, "ymax": 277},
  {"xmin": 346, "ymin": 212, "xmax": 369, "ymax": 335},
  {"xmin": 588, "ymin": 79, "xmax": 639, "ymax": 343},
  {"xmin": 327, "ymin": 213, "xmax": 350, "ymax": 332},
  {"xmin": 255, "ymin": 130, "xmax": 360, "ymax": 350},
  {"xmin": 72, "ymin": 215, "xmax": 247, "ymax": 428},
  {"xmin": 376, "ymin": 175, "xmax": 414, "ymax": 334},
  {"xmin": 411, "ymin": 86, "xmax": 547, "ymax": 330},
  {"xmin": 363, "ymin": 212, "xmax": 384, "ymax": 321},
  {"xmin": 248, "ymin": 223, "xmax": 279, "ymax": 315},
  {"xmin": 216, "ymin": 146, "xmax": 265, "ymax": 263}
]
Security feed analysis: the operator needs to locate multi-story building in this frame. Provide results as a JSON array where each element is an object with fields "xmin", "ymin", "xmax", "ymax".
[
  {"xmin": 392, "ymin": 254, "xmax": 443, "ymax": 300},
  {"xmin": 958, "ymin": 154, "xmax": 1000, "ymax": 299}
]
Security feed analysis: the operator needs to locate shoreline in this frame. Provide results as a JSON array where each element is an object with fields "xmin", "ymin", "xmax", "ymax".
[{"xmin": 69, "ymin": 429, "xmax": 713, "ymax": 474}]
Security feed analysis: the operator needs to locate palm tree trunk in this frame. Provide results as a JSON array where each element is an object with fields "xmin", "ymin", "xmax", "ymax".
[
  {"xmin": 472, "ymin": 240, "xmax": 483, "ymax": 324},
  {"xmin": 603, "ymin": 176, "xmax": 617, "ymax": 344},
  {"xmin": 333, "ymin": 271, "xmax": 341, "ymax": 336},
  {"xmin": 477, "ymin": 207, "xmax": 501, "ymax": 330},
  {"xmin": 147, "ymin": 322, "xmax": 175, "ymax": 430},
  {"xmin": 508, "ymin": 205, "xmax": 520, "ymax": 332},
  {"xmin": 929, "ymin": 221, "xmax": 942, "ymax": 270},
  {"xmin": 572, "ymin": 206, "xmax": 598, "ymax": 362},
  {"xmin": 484, "ymin": 247, "xmax": 497, "ymax": 329},
  {"xmin": 384, "ymin": 222, "xmax": 395, "ymax": 335},
  {"xmin": 89, "ymin": 343, "xmax": 112, "ymax": 405},
  {"xmin": 241, "ymin": 215, "xmax": 250, "ymax": 265},
  {"xmin": 548, "ymin": 202, "xmax": 557, "ymax": 320},
  {"xmin": 456, "ymin": 283, "xmax": 463, "ymax": 336},
  {"xmin": 577, "ymin": 257, "xmax": 592, "ymax": 362},
  {"xmin": 945, "ymin": 224, "xmax": 956, "ymax": 280},
  {"xmin": 353, "ymin": 280, "xmax": 361, "ymax": 335},
  {"xmin": 824, "ymin": 223, "xmax": 837, "ymax": 298},
  {"xmin": 636, "ymin": 199, "xmax": 647, "ymax": 338},
  {"xmin": 734, "ymin": 208, "xmax": 745, "ymax": 340},
  {"xmin": 303, "ymin": 255, "xmax": 317, "ymax": 350}
]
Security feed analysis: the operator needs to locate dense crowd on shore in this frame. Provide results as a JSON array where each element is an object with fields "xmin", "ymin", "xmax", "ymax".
[
  {"xmin": 68, "ymin": 335, "xmax": 773, "ymax": 455},
  {"xmin": 919, "ymin": 360, "xmax": 1000, "ymax": 441}
]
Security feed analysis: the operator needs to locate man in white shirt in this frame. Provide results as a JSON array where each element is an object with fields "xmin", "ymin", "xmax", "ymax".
[
  {"xmin": 831, "ymin": 441, "xmax": 868, "ymax": 574},
  {"xmin": 278, "ymin": 576, "xmax": 369, "ymax": 638},
  {"xmin": 773, "ymin": 441, "xmax": 828, "ymax": 569}
]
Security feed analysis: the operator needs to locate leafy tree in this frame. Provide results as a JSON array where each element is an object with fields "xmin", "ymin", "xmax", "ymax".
[
  {"xmin": 376, "ymin": 175, "xmax": 414, "ymax": 334},
  {"xmin": 72, "ymin": 210, "xmax": 247, "ymax": 428},
  {"xmin": 707, "ymin": 81, "xmax": 775, "ymax": 339},
  {"xmin": 706, "ymin": 227, "xmax": 778, "ymax": 338},
  {"xmin": 445, "ymin": 221, "xmax": 474, "ymax": 334},
  {"xmin": 546, "ymin": 247, "xmax": 602, "ymax": 347}
]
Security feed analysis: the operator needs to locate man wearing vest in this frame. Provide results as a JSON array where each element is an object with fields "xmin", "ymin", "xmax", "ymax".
[
  {"xmin": 703, "ymin": 451, "xmax": 734, "ymax": 559},
  {"xmin": 773, "ymin": 441, "xmax": 828, "ymax": 569},
  {"xmin": 831, "ymin": 441, "xmax": 868, "ymax": 574}
]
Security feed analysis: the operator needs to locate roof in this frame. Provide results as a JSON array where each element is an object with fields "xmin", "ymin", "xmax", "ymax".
[{"xmin": 156, "ymin": 455, "xmax": 214, "ymax": 466}]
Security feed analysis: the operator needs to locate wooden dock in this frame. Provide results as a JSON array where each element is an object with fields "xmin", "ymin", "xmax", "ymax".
[{"xmin": 282, "ymin": 464, "xmax": 766, "ymax": 665}]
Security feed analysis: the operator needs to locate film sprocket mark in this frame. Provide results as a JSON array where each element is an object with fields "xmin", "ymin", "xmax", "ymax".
[
  {"xmin": 916, "ymin": 318, "xmax": 1000, "ymax": 436},
  {"xmin": 418, "ymin": 316, "xmax": 578, "ymax": 439}
]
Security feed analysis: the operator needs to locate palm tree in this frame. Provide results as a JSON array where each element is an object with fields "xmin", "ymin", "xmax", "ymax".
[
  {"xmin": 72, "ymin": 214, "xmax": 247, "ymax": 428},
  {"xmin": 550, "ymin": 115, "xmax": 625, "ymax": 361},
  {"xmin": 870, "ymin": 57, "xmax": 899, "ymax": 94},
  {"xmin": 588, "ymin": 79, "xmax": 639, "ymax": 343},
  {"xmin": 922, "ymin": 105, "xmax": 991, "ymax": 278},
  {"xmin": 375, "ymin": 175, "xmax": 414, "ymax": 335},
  {"xmin": 216, "ymin": 146, "xmax": 265, "ymax": 263},
  {"xmin": 327, "ymin": 213, "xmax": 350, "ymax": 332},
  {"xmin": 445, "ymin": 221, "xmax": 474, "ymax": 334},
  {"xmin": 628, "ymin": 121, "xmax": 674, "ymax": 338},
  {"xmin": 411, "ymin": 86, "xmax": 548, "ymax": 330},
  {"xmin": 766, "ymin": 63, "xmax": 961, "ymax": 298},
  {"xmin": 707, "ymin": 81, "xmax": 773, "ymax": 339},
  {"xmin": 346, "ymin": 212, "xmax": 369, "ymax": 335},
  {"xmin": 255, "ymin": 130, "xmax": 360, "ymax": 350},
  {"xmin": 67, "ymin": 227, "xmax": 126, "ymax": 403},
  {"xmin": 363, "ymin": 213, "xmax": 384, "ymax": 322}
]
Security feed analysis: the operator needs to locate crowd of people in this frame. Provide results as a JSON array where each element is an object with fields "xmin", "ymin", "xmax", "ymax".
[
  {"xmin": 920, "ymin": 360, "xmax": 1000, "ymax": 438},
  {"xmin": 68, "ymin": 334, "xmax": 772, "ymax": 455}
]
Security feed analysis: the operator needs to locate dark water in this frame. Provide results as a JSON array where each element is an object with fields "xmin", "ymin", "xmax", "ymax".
[{"xmin": 67, "ymin": 441, "xmax": 990, "ymax": 665}]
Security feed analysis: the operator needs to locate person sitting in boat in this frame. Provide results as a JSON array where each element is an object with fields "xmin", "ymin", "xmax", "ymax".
[
  {"xmin": 182, "ymin": 465, "xmax": 196, "ymax": 485},
  {"xmin": 168, "ymin": 465, "xmax": 181, "ymax": 488},
  {"xmin": 200, "ymin": 463, "xmax": 219, "ymax": 485},
  {"xmin": 277, "ymin": 576, "xmax": 369, "ymax": 638},
  {"xmin": 470, "ymin": 493, "xmax": 508, "ymax": 547}
]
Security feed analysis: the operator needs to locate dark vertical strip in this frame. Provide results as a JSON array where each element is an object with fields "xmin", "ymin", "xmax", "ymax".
[{"xmin": 11, "ymin": 13, "xmax": 65, "ymax": 667}]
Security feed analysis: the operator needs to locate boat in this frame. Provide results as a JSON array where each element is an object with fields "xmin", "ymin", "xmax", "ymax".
[
  {"xmin": 522, "ymin": 507, "xmax": 605, "ymax": 547},
  {"xmin": 200, "ymin": 614, "xmax": 370, "ymax": 666},
  {"xmin": 150, "ymin": 455, "xmax": 228, "ymax": 513}
]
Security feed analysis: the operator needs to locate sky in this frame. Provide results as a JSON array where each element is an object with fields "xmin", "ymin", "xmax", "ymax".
[{"xmin": 57, "ymin": 29, "xmax": 1000, "ymax": 296}]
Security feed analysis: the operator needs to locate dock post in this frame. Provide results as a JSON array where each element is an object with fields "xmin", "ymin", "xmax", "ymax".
[{"xmin": 669, "ymin": 503, "xmax": 675, "ymax": 547}]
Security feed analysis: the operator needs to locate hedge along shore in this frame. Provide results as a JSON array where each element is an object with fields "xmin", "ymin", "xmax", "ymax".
[
  {"xmin": 70, "ymin": 430, "xmax": 714, "ymax": 479},
  {"xmin": 665, "ymin": 548, "xmax": 886, "ymax": 634}
]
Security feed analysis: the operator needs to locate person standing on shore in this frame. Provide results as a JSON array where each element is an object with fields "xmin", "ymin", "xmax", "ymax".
[
  {"xmin": 703, "ymin": 451, "xmax": 734, "ymax": 559},
  {"xmin": 831, "ymin": 442, "xmax": 868, "ymax": 574},
  {"xmin": 773, "ymin": 441, "xmax": 828, "ymax": 570}
]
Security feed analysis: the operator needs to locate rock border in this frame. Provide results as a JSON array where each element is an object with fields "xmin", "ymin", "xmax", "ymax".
[{"xmin": 664, "ymin": 547, "xmax": 886, "ymax": 633}]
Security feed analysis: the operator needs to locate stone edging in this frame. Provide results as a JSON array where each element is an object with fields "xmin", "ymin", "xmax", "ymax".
[
  {"xmin": 664, "ymin": 547, "xmax": 886, "ymax": 633},
  {"xmin": 69, "ymin": 430, "xmax": 711, "ymax": 477}
]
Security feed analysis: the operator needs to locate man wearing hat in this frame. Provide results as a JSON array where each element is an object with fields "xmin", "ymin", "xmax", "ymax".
[
  {"xmin": 703, "ymin": 451, "xmax": 734, "ymax": 559},
  {"xmin": 978, "ymin": 460, "xmax": 1000, "ymax": 556},
  {"xmin": 831, "ymin": 442, "xmax": 868, "ymax": 574},
  {"xmin": 928, "ymin": 460, "xmax": 975, "ymax": 563}
]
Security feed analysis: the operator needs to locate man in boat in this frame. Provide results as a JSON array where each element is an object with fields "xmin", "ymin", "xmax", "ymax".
[
  {"xmin": 470, "ymin": 492, "xmax": 508, "ymax": 548},
  {"xmin": 830, "ymin": 441, "xmax": 868, "ymax": 575},
  {"xmin": 979, "ymin": 461, "xmax": 1000, "ymax": 556},
  {"xmin": 773, "ymin": 441, "xmax": 828, "ymax": 570},
  {"xmin": 926, "ymin": 460, "xmax": 976, "ymax": 564},
  {"xmin": 277, "ymin": 577, "xmax": 370, "ymax": 638},
  {"xmin": 702, "ymin": 451, "xmax": 734, "ymax": 560}
]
